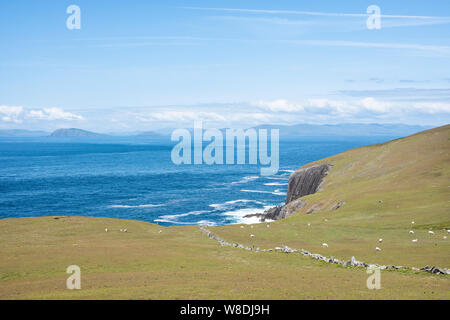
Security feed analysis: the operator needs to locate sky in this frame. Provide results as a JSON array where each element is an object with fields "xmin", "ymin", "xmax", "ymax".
[{"xmin": 1, "ymin": 0, "xmax": 450, "ymax": 132}]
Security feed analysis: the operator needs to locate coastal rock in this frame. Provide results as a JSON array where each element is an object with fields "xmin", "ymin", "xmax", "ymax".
[
  {"xmin": 261, "ymin": 199, "xmax": 306, "ymax": 221},
  {"xmin": 256, "ymin": 164, "xmax": 331, "ymax": 221},
  {"xmin": 285, "ymin": 164, "xmax": 331, "ymax": 204}
]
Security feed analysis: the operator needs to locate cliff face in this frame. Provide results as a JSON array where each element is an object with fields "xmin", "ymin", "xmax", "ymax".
[
  {"xmin": 261, "ymin": 164, "xmax": 331, "ymax": 221},
  {"xmin": 285, "ymin": 164, "xmax": 331, "ymax": 204}
]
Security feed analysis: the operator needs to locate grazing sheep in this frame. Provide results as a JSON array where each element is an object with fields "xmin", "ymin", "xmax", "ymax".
[
  {"xmin": 322, "ymin": 243, "xmax": 328, "ymax": 248},
  {"xmin": 105, "ymin": 228, "xmax": 108, "ymax": 233},
  {"xmin": 307, "ymin": 223, "xmax": 311, "ymax": 227},
  {"xmin": 250, "ymin": 225, "xmax": 254, "ymax": 229},
  {"xmin": 444, "ymin": 236, "xmax": 447, "ymax": 240},
  {"xmin": 159, "ymin": 230, "xmax": 162, "ymax": 233},
  {"xmin": 250, "ymin": 234, "xmax": 255, "ymax": 238},
  {"xmin": 240, "ymin": 226, "xmax": 244, "ymax": 229},
  {"xmin": 375, "ymin": 247, "xmax": 381, "ymax": 251},
  {"xmin": 409, "ymin": 230, "xmax": 414, "ymax": 234},
  {"xmin": 123, "ymin": 229, "xmax": 127, "ymax": 232},
  {"xmin": 428, "ymin": 230, "xmax": 435, "ymax": 235},
  {"xmin": 267, "ymin": 224, "xmax": 270, "ymax": 228},
  {"xmin": 411, "ymin": 221, "xmax": 415, "ymax": 225},
  {"xmin": 412, "ymin": 239, "xmax": 418, "ymax": 243},
  {"xmin": 447, "ymin": 229, "xmax": 450, "ymax": 234},
  {"xmin": 378, "ymin": 238, "xmax": 383, "ymax": 243}
]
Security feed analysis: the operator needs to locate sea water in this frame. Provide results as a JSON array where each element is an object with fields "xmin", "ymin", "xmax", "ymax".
[{"xmin": 0, "ymin": 135, "xmax": 394, "ymax": 226}]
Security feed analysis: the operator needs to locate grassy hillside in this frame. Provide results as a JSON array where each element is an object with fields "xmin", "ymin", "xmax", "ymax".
[{"xmin": 0, "ymin": 125, "xmax": 449, "ymax": 299}]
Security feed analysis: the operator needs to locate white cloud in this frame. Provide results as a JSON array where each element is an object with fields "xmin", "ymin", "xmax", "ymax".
[
  {"xmin": 0, "ymin": 105, "xmax": 24, "ymax": 123},
  {"xmin": 253, "ymin": 99, "xmax": 304, "ymax": 112},
  {"xmin": 357, "ymin": 98, "xmax": 392, "ymax": 113},
  {"xmin": 138, "ymin": 111, "xmax": 226, "ymax": 122},
  {"xmin": 411, "ymin": 102, "xmax": 450, "ymax": 114},
  {"xmin": 27, "ymin": 108, "xmax": 83, "ymax": 121}
]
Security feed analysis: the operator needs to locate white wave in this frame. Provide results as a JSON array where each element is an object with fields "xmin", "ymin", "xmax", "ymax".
[
  {"xmin": 108, "ymin": 204, "xmax": 165, "ymax": 208},
  {"xmin": 158, "ymin": 210, "xmax": 210, "ymax": 220},
  {"xmin": 209, "ymin": 199, "xmax": 263, "ymax": 210},
  {"xmin": 241, "ymin": 189, "xmax": 286, "ymax": 196},
  {"xmin": 264, "ymin": 182, "xmax": 288, "ymax": 186},
  {"xmin": 231, "ymin": 175, "xmax": 260, "ymax": 184},
  {"xmin": 222, "ymin": 206, "xmax": 273, "ymax": 225},
  {"xmin": 279, "ymin": 169, "xmax": 295, "ymax": 173},
  {"xmin": 265, "ymin": 176, "xmax": 288, "ymax": 180},
  {"xmin": 273, "ymin": 189, "xmax": 287, "ymax": 196}
]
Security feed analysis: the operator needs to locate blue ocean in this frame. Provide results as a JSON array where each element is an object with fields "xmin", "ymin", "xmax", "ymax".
[{"xmin": 0, "ymin": 136, "xmax": 394, "ymax": 226}]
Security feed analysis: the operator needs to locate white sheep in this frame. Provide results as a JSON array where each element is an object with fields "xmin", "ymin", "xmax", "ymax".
[
  {"xmin": 447, "ymin": 229, "xmax": 450, "ymax": 234},
  {"xmin": 412, "ymin": 239, "xmax": 418, "ymax": 243},
  {"xmin": 411, "ymin": 221, "xmax": 415, "ymax": 225},
  {"xmin": 443, "ymin": 236, "xmax": 447, "ymax": 240},
  {"xmin": 240, "ymin": 226, "xmax": 244, "ymax": 229},
  {"xmin": 375, "ymin": 247, "xmax": 381, "ymax": 251},
  {"xmin": 409, "ymin": 230, "xmax": 414, "ymax": 234},
  {"xmin": 307, "ymin": 223, "xmax": 311, "ymax": 227},
  {"xmin": 159, "ymin": 230, "xmax": 162, "ymax": 233},
  {"xmin": 322, "ymin": 243, "xmax": 328, "ymax": 248},
  {"xmin": 378, "ymin": 238, "xmax": 383, "ymax": 243},
  {"xmin": 123, "ymin": 229, "xmax": 127, "ymax": 232},
  {"xmin": 267, "ymin": 224, "xmax": 270, "ymax": 228},
  {"xmin": 250, "ymin": 234, "xmax": 255, "ymax": 238},
  {"xmin": 105, "ymin": 228, "xmax": 108, "ymax": 233},
  {"xmin": 428, "ymin": 230, "xmax": 434, "ymax": 235}
]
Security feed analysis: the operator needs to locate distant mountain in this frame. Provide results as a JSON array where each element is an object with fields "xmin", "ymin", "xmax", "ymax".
[
  {"xmin": 0, "ymin": 129, "xmax": 49, "ymax": 137},
  {"xmin": 136, "ymin": 131, "xmax": 161, "ymax": 136},
  {"xmin": 49, "ymin": 128, "xmax": 104, "ymax": 137},
  {"xmin": 252, "ymin": 123, "xmax": 432, "ymax": 137}
]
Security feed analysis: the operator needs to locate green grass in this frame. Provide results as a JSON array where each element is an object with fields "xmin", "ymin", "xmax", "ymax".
[{"xmin": 0, "ymin": 125, "xmax": 449, "ymax": 299}]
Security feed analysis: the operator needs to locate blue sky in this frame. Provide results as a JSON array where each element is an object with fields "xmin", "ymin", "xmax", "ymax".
[{"xmin": 1, "ymin": 0, "xmax": 450, "ymax": 132}]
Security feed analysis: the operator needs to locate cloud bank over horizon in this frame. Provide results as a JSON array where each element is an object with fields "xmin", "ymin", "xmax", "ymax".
[{"xmin": 1, "ymin": 94, "xmax": 449, "ymax": 133}]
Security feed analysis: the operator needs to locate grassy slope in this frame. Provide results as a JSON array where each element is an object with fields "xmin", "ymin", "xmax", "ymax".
[{"xmin": 0, "ymin": 125, "xmax": 449, "ymax": 299}]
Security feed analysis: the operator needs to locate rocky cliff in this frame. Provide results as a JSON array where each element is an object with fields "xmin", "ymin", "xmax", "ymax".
[
  {"xmin": 285, "ymin": 164, "xmax": 331, "ymax": 204},
  {"xmin": 257, "ymin": 164, "xmax": 331, "ymax": 221}
]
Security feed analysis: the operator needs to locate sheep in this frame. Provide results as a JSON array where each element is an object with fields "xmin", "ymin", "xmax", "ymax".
[
  {"xmin": 267, "ymin": 224, "xmax": 270, "ymax": 228},
  {"xmin": 375, "ymin": 247, "xmax": 381, "ymax": 251},
  {"xmin": 250, "ymin": 234, "xmax": 255, "ymax": 238},
  {"xmin": 447, "ymin": 229, "xmax": 450, "ymax": 234},
  {"xmin": 378, "ymin": 238, "xmax": 383, "ymax": 243},
  {"xmin": 307, "ymin": 223, "xmax": 311, "ymax": 227},
  {"xmin": 159, "ymin": 230, "xmax": 162, "ymax": 233},
  {"xmin": 123, "ymin": 229, "xmax": 127, "ymax": 232},
  {"xmin": 322, "ymin": 243, "xmax": 328, "ymax": 248},
  {"xmin": 105, "ymin": 228, "xmax": 108, "ymax": 233},
  {"xmin": 240, "ymin": 226, "xmax": 244, "ymax": 229},
  {"xmin": 411, "ymin": 221, "xmax": 415, "ymax": 225},
  {"xmin": 409, "ymin": 230, "xmax": 414, "ymax": 234},
  {"xmin": 443, "ymin": 236, "xmax": 447, "ymax": 240},
  {"xmin": 412, "ymin": 239, "xmax": 418, "ymax": 243},
  {"xmin": 428, "ymin": 230, "xmax": 435, "ymax": 235}
]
